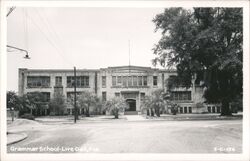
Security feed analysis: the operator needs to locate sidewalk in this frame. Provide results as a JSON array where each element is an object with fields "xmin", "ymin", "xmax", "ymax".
[
  {"xmin": 125, "ymin": 115, "xmax": 146, "ymax": 121},
  {"xmin": 145, "ymin": 113, "xmax": 243, "ymax": 121},
  {"xmin": 7, "ymin": 132, "xmax": 27, "ymax": 145}
]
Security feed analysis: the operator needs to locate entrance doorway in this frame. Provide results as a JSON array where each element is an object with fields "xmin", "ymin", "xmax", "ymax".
[{"xmin": 126, "ymin": 99, "xmax": 136, "ymax": 111}]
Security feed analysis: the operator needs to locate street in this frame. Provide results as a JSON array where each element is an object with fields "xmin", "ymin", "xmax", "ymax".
[{"xmin": 7, "ymin": 119, "xmax": 242, "ymax": 153}]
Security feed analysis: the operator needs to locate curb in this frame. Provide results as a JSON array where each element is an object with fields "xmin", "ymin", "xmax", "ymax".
[{"xmin": 7, "ymin": 132, "xmax": 28, "ymax": 146}]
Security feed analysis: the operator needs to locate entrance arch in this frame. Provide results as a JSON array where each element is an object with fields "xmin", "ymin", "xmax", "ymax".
[{"xmin": 126, "ymin": 99, "xmax": 136, "ymax": 111}]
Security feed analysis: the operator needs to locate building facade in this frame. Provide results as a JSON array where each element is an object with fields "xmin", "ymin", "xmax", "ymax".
[{"xmin": 18, "ymin": 66, "xmax": 220, "ymax": 115}]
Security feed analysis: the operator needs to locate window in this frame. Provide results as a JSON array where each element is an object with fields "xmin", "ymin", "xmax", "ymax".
[
  {"xmin": 42, "ymin": 92, "xmax": 50, "ymax": 102},
  {"xmin": 115, "ymin": 93, "xmax": 120, "ymax": 97},
  {"xmin": 188, "ymin": 107, "xmax": 192, "ymax": 113},
  {"xmin": 143, "ymin": 76, "xmax": 147, "ymax": 86},
  {"xmin": 102, "ymin": 92, "xmax": 107, "ymax": 101},
  {"xmin": 207, "ymin": 106, "xmax": 211, "ymax": 113},
  {"xmin": 171, "ymin": 91, "xmax": 191, "ymax": 101},
  {"xmin": 133, "ymin": 76, "xmax": 137, "ymax": 86},
  {"xmin": 112, "ymin": 76, "xmax": 116, "ymax": 86},
  {"xmin": 128, "ymin": 76, "xmax": 132, "ymax": 86},
  {"xmin": 27, "ymin": 76, "xmax": 50, "ymax": 88},
  {"xmin": 117, "ymin": 76, "xmax": 122, "ymax": 84},
  {"xmin": 123, "ymin": 76, "xmax": 127, "ymax": 87},
  {"xmin": 184, "ymin": 107, "xmax": 187, "ymax": 113},
  {"xmin": 140, "ymin": 93, "xmax": 145, "ymax": 101},
  {"xmin": 138, "ymin": 76, "xmax": 142, "ymax": 86},
  {"xmin": 153, "ymin": 76, "xmax": 158, "ymax": 86},
  {"xmin": 217, "ymin": 106, "xmax": 221, "ymax": 113},
  {"xmin": 55, "ymin": 76, "xmax": 62, "ymax": 86},
  {"xmin": 212, "ymin": 106, "xmax": 216, "ymax": 113},
  {"xmin": 67, "ymin": 76, "xmax": 89, "ymax": 88},
  {"xmin": 179, "ymin": 107, "xmax": 183, "ymax": 113},
  {"xmin": 102, "ymin": 76, "xmax": 106, "ymax": 88}
]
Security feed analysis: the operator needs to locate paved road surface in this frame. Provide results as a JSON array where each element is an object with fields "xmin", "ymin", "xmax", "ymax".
[{"xmin": 7, "ymin": 120, "xmax": 242, "ymax": 153}]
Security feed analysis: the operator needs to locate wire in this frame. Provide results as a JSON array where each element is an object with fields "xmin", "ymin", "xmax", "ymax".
[
  {"xmin": 26, "ymin": 10, "xmax": 73, "ymax": 67},
  {"xmin": 33, "ymin": 8, "xmax": 73, "ymax": 67}
]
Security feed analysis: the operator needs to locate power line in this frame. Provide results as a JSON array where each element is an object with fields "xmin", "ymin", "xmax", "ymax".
[
  {"xmin": 26, "ymin": 11, "xmax": 73, "ymax": 67},
  {"xmin": 33, "ymin": 8, "xmax": 73, "ymax": 67}
]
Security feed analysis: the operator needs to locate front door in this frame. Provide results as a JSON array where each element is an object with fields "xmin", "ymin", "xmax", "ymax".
[{"xmin": 126, "ymin": 99, "xmax": 136, "ymax": 111}]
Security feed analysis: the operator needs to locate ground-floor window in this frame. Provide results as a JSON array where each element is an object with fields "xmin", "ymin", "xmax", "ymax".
[
  {"xmin": 207, "ymin": 105, "xmax": 221, "ymax": 113},
  {"xmin": 180, "ymin": 107, "xmax": 183, "ymax": 113},
  {"xmin": 188, "ymin": 107, "xmax": 192, "ymax": 113},
  {"xmin": 102, "ymin": 92, "xmax": 107, "ymax": 101},
  {"xmin": 207, "ymin": 106, "xmax": 211, "ymax": 113},
  {"xmin": 217, "ymin": 106, "xmax": 221, "ymax": 113},
  {"xmin": 212, "ymin": 106, "xmax": 216, "ymax": 113},
  {"xmin": 184, "ymin": 107, "xmax": 187, "ymax": 113}
]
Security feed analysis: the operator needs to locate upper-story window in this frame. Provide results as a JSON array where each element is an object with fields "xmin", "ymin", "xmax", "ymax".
[
  {"xmin": 111, "ymin": 75, "xmax": 148, "ymax": 87},
  {"xmin": 117, "ymin": 76, "xmax": 122, "ymax": 85},
  {"xmin": 128, "ymin": 76, "xmax": 132, "ymax": 86},
  {"xmin": 55, "ymin": 76, "xmax": 62, "ymax": 86},
  {"xmin": 153, "ymin": 76, "xmax": 158, "ymax": 86},
  {"xmin": 143, "ymin": 76, "xmax": 147, "ymax": 86},
  {"xmin": 102, "ymin": 76, "xmax": 106, "ymax": 88},
  {"xmin": 112, "ymin": 76, "xmax": 116, "ymax": 86},
  {"xmin": 67, "ymin": 76, "xmax": 89, "ymax": 88},
  {"xmin": 27, "ymin": 76, "xmax": 50, "ymax": 88},
  {"xmin": 138, "ymin": 76, "xmax": 143, "ymax": 86},
  {"xmin": 133, "ymin": 76, "xmax": 137, "ymax": 86},
  {"xmin": 123, "ymin": 76, "xmax": 127, "ymax": 86}
]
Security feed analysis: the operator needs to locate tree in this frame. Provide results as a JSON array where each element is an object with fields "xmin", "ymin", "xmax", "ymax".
[
  {"xmin": 49, "ymin": 92, "xmax": 66, "ymax": 115},
  {"xmin": 26, "ymin": 92, "xmax": 48, "ymax": 116},
  {"xmin": 141, "ymin": 89, "xmax": 166, "ymax": 117},
  {"xmin": 7, "ymin": 91, "xmax": 22, "ymax": 111},
  {"xmin": 77, "ymin": 91, "xmax": 100, "ymax": 117},
  {"xmin": 103, "ymin": 97, "xmax": 128, "ymax": 119},
  {"xmin": 152, "ymin": 8, "xmax": 242, "ymax": 116}
]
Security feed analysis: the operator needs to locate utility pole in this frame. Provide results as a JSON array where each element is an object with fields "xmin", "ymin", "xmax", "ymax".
[{"xmin": 74, "ymin": 67, "xmax": 77, "ymax": 123}]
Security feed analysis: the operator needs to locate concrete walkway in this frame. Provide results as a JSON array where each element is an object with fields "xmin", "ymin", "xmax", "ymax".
[
  {"xmin": 7, "ymin": 132, "xmax": 28, "ymax": 145},
  {"xmin": 125, "ymin": 115, "xmax": 146, "ymax": 121}
]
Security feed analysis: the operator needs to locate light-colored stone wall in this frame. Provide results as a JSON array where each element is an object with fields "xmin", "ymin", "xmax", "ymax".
[{"xmin": 19, "ymin": 66, "xmax": 216, "ymax": 114}]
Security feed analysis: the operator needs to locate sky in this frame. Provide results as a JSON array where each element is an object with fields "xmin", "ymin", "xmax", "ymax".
[{"xmin": 7, "ymin": 7, "xmax": 165, "ymax": 91}]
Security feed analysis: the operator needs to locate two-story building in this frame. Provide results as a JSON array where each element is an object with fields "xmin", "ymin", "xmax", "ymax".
[{"xmin": 18, "ymin": 66, "xmax": 220, "ymax": 115}]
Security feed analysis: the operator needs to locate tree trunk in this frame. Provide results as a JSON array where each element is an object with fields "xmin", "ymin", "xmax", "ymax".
[
  {"xmin": 86, "ymin": 107, "xmax": 90, "ymax": 117},
  {"xmin": 221, "ymin": 99, "xmax": 232, "ymax": 116},
  {"xmin": 114, "ymin": 113, "xmax": 119, "ymax": 119},
  {"xmin": 150, "ymin": 108, "xmax": 154, "ymax": 116},
  {"xmin": 147, "ymin": 109, "xmax": 150, "ymax": 116},
  {"xmin": 155, "ymin": 108, "xmax": 160, "ymax": 117}
]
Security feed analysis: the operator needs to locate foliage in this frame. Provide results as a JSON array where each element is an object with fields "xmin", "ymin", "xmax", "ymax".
[
  {"xmin": 103, "ymin": 97, "xmax": 128, "ymax": 119},
  {"xmin": 153, "ymin": 8, "xmax": 243, "ymax": 116},
  {"xmin": 169, "ymin": 103, "xmax": 179, "ymax": 115},
  {"xmin": 141, "ymin": 89, "xmax": 165, "ymax": 117},
  {"xmin": 77, "ymin": 91, "xmax": 101, "ymax": 117},
  {"xmin": 49, "ymin": 92, "xmax": 66, "ymax": 115},
  {"xmin": 26, "ymin": 92, "xmax": 48, "ymax": 116},
  {"xmin": 7, "ymin": 91, "xmax": 22, "ymax": 111}
]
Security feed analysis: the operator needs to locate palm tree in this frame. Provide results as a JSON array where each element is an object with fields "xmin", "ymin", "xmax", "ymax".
[
  {"xmin": 103, "ymin": 97, "xmax": 128, "ymax": 119},
  {"xmin": 141, "ymin": 89, "xmax": 166, "ymax": 117}
]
